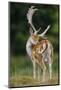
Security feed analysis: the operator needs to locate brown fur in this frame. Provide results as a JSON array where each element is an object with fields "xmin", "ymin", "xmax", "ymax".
[{"xmin": 31, "ymin": 36, "xmax": 49, "ymax": 68}]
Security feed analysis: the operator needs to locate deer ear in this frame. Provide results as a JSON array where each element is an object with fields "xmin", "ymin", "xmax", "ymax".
[{"xmin": 29, "ymin": 27, "xmax": 33, "ymax": 35}]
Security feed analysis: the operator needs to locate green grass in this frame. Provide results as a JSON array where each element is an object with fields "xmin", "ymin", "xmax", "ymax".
[
  {"xmin": 10, "ymin": 56, "xmax": 33, "ymax": 76},
  {"xmin": 9, "ymin": 53, "xmax": 59, "ymax": 87}
]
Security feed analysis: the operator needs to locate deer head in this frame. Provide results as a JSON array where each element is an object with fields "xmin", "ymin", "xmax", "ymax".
[{"xmin": 27, "ymin": 6, "xmax": 51, "ymax": 43}]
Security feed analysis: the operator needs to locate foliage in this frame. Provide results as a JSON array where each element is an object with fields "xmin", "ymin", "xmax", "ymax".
[{"xmin": 10, "ymin": 2, "xmax": 59, "ymax": 55}]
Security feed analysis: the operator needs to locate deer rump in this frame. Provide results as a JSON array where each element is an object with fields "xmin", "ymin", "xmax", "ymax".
[{"xmin": 32, "ymin": 39, "xmax": 52, "ymax": 66}]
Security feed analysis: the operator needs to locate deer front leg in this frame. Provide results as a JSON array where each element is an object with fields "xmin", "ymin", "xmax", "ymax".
[{"xmin": 32, "ymin": 60, "xmax": 36, "ymax": 79}]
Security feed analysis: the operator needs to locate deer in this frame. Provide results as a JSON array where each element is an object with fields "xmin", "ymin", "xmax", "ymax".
[{"xmin": 26, "ymin": 6, "xmax": 53, "ymax": 81}]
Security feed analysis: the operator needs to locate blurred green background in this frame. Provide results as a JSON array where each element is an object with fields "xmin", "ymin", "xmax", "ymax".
[{"xmin": 9, "ymin": 2, "xmax": 59, "ymax": 87}]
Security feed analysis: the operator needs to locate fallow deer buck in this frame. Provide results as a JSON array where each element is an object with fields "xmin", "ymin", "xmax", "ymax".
[{"xmin": 26, "ymin": 6, "xmax": 53, "ymax": 81}]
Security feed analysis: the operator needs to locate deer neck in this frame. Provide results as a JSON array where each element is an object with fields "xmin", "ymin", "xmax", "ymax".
[{"xmin": 26, "ymin": 37, "xmax": 36, "ymax": 58}]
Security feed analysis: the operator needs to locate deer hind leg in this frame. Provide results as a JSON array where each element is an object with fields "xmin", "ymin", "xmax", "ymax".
[
  {"xmin": 43, "ymin": 66, "xmax": 46, "ymax": 81},
  {"xmin": 37, "ymin": 65, "xmax": 41, "ymax": 81},
  {"xmin": 49, "ymin": 56, "xmax": 52, "ymax": 80},
  {"xmin": 49, "ymin": 62, "xmax": 52, "ymax": 80},
  {"xmin": 42, "ymin": 60, "xmax": 46, "ymax": 81},
  {"xmin": 48, "ymin": 43, "xmax": 53, "ymax": 80}
]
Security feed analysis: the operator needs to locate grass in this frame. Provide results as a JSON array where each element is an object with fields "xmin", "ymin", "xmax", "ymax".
[
  {"xmin": 9, "ymin": 73, "xmax": 58, "ymax": 87},
  {"xmin": 9, "ymin": 53, "xmax": 59, "ymax": 87}
]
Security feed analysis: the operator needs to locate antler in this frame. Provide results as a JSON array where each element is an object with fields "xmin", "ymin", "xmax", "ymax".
[
  {"xmin": 27, "ymin": 6, "xmax": 50, "ymax": 36},
  {"xmin": 38, "ymin": 25, "xmax": 51, "ymax": 36},
  {"xmin": 27, "ymin": 6, "xmax": 41, "ymax": 34}
]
